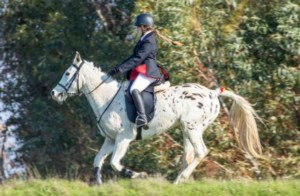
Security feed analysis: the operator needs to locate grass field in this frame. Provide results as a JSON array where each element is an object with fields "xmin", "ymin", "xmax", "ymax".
[{"xmin": 1, "ymin": 178, "xmax": 300, "ymax": 196}]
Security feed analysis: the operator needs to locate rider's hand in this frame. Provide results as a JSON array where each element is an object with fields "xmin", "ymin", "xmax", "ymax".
[{"xmin": 108, "ymin": 67, "xmax": 120, "ymax": 76}]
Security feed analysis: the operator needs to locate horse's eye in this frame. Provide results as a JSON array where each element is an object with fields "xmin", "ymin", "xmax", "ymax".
[{"xmin": 65, "ymin": 72, "xmax": 70, "ymax": 76}]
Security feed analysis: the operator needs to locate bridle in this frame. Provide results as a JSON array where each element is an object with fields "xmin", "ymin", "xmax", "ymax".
[
  {"xmin": 57, "ymin": 60, "xmax": 121, "ymax": 140},
  {"xmin": 57, "ymin": 60, "xmax": 111, "ymax": 97}
]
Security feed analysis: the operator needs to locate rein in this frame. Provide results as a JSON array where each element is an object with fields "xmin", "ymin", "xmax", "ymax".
[{"xmin": 58, "ymin": 60, "xmax": 120, "ymax": 140}]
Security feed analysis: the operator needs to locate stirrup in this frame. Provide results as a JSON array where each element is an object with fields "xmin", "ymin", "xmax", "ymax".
[{"xmin": 135, "ymin": 116, "xmax": 149, "ymax": 130}]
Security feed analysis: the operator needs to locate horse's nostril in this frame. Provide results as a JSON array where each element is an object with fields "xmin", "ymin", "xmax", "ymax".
[{"xmin": 51, "ymin": 91, "xmax": 55, "ymax": 96}]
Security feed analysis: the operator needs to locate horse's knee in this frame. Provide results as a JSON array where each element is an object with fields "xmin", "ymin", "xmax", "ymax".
[
  {"xmin": 192, "ymin": 156, "xmax": 202, "ymax": 163},
  {"xmin": 194, "ymin": 149, "xmax": 207, "ymax": 160}
]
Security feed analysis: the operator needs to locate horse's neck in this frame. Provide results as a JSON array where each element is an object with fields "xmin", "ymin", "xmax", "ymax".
[{"xmin": 80, "ymin": 64, "xmax": 121, "ymax": 116}]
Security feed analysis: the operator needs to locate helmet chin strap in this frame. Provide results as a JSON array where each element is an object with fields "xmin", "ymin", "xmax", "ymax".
[
  {"xmin": 141, "ymin": 26, "xmax": 145, "ymax": 37},
  {"xmin": 140, "ymin": 26, "xmax": 152, "ymax": 38}
]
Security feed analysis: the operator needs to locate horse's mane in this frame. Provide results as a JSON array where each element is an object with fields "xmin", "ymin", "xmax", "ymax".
[
  {"xmin": 84, "ymin": 60, "xmax": 129, "ymax": 87},
  {"xmin": 85, "ymin": 61, "xmax": 103, "ymax": 74}
]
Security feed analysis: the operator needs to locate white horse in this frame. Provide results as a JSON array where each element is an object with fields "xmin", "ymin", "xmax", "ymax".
[{"xmin": 51, "ymin": 52, "xmax": 263, "ymax": 184}]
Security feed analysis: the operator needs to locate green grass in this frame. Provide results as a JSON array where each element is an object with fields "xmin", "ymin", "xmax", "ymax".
[{"xmin": 1, "ymin": 178, "xmax": 300, "ymax": 196}]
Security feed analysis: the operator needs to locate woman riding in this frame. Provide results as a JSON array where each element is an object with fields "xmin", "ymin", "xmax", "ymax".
[{"xmin": 108, "ymin": 14, "xmax": 181, "ymax": 129}]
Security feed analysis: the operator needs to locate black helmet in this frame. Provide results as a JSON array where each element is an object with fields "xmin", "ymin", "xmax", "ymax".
[{"xmin": 133, "ymin": 14, "xmax": 154, "ymax": 27}]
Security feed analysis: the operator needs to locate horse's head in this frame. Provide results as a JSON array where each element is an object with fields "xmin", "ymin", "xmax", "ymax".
[{"xmin": 51, "ymin": 52, "xmax": 85, "ymax": 103}]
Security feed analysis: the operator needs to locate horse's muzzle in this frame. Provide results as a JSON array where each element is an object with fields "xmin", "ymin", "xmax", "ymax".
[{"xmin": 51, "ymin": 89, "xmax": 65, "ymax": 103}]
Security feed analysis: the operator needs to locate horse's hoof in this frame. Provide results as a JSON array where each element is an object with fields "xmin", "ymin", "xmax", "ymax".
[
  {"xmin": 132, "ymin": 172, "xmax": 148, "ymax": 179},
  {"xmin": 173, "ymin": 174, "xmax": 187, "ymax": 185},
  {"xmin": 140, "ymin": 172, "xmax": 148, "ymax": 178},
  {"xmin": 94, "ymin": 167, "xmax": 102, "ymax": 185}
]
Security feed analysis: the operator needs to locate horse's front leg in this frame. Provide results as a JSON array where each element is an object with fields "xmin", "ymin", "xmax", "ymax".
[
  {"xmin": 110, "ymin": 135, "xmax": 147, "ymax": 179},
  {"xmin": 93, "ymin": 137, "xmax": 115, "ymax": 185}
]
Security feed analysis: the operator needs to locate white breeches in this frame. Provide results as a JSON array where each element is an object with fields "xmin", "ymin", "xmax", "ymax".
[{"xmin": 130, "ymin": 73, "xmax": 156, "ymax": 94}]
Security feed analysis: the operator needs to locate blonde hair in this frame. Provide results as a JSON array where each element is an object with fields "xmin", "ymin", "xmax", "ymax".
[{"xmin": 141, "ymin": 25, "xmax": 182, "ymax": 47}]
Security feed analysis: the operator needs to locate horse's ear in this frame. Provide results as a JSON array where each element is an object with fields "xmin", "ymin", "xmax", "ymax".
[{"xmin": 74, "ymin": 51, "xmax": 82, "ymax": 63}]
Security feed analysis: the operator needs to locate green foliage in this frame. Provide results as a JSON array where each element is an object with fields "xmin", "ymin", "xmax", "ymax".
[
  {"xmin": 1, "ymin": 178, "xmax": 300, "ymax": 196},
  {"xmin": 0, "ymin": 0, "xmax": 135, "ymax": 180},
  {"xmin": 132, "ymin": 0, "xmax": 300, "ymax": 180}
]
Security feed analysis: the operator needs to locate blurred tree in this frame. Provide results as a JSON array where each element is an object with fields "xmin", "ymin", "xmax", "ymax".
[
  {"xmin": 0, "ymin": 121, "xmax": 7, "ymax": 184},
  {"xmin": 127, "ymin": 0, "xmax": 300, "ymax": 180},
  {"xmin": 0, "ymin": 0, "xmax": 135, "ymax": 181},
  {"xmin": 91, "ymin": 0, "xmax": 133, "ymax": 33}
]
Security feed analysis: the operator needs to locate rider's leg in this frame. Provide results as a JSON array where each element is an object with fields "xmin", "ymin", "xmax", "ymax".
[
  {"xmin": 130, "ymin": 74, "xmax": 156, "ymax": 129},
  {"xmin": 130, "ymin": 73, "xmax": 156, "ymax": 94},
  {"xmin": 131, "ymin": 89, "xmax": 148, "ymax": 128}
]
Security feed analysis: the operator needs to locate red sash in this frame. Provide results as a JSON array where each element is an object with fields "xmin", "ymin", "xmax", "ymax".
[
  {"xmin": 129, "ymin": 64, "xmax": 169, "ymax": 81},
  {"xmin": 129, "ymin": 64, "xmax": 146, "ymax": 81}
]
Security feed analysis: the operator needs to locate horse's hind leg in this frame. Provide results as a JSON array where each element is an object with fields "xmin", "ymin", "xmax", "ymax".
[
  {"xmin": 174, "ymin": 122, "xmax": 208, "ymax": 184},
  {"xmin": 175, "ymin": 135, "xmax": 194, "ymax": 181}
]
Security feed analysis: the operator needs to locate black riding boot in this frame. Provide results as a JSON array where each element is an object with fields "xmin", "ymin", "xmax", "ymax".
[{"xmin": 131, "ymin": 89, "xmax": 149, "ymax": 129}]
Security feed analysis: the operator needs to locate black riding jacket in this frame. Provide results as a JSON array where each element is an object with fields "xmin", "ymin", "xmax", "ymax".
[{"xmin": 118, "ymin": 32, "xmax": 161, "ymax": 79}]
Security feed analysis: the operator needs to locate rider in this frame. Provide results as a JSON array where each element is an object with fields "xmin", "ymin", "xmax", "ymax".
[{"xmin": 108, "ymin": 14, "xmax": 181, "ymax": 129}]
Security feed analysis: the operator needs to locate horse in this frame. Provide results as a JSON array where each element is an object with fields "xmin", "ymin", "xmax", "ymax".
[{"xmin": 51, "ymin": 52, "xmax": 263, "ymax": 184}]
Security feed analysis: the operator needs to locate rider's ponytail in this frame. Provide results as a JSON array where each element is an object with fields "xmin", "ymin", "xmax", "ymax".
[
  {"xmin": 152, "ymin": 29, "xmax": 183, "ymax": 47},
  {"xmin": 141, "ymin": 26, "xmax": 183, "ymax": 47}
]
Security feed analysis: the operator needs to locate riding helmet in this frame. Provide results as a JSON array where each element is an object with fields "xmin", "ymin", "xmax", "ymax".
[{"xmin": 133, "ymin": 14, "xmax": 154, "ymax": 27}]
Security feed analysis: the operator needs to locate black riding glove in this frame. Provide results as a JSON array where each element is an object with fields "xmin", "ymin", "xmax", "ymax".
[{"xmin": 108, "ymin": 67, "xmax": 120, "ymax": 76}]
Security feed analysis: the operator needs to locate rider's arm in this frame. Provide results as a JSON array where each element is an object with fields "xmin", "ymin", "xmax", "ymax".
[{"xmin": 118, "ymin": 40, "xmax": 154, "ymax": 73}]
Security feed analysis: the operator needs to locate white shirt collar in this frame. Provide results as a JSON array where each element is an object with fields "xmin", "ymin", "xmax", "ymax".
[{"xmin": 140, "ymin": 31, "xmax": 152, "ymax": 41}]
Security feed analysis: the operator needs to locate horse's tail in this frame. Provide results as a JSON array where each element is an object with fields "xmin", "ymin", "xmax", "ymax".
[{"xmin": 218, "ymin": 88, "xmax": 263, "ymax": 158}]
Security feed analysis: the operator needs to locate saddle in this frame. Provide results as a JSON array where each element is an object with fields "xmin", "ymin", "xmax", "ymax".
[{"xmin": 124, "ymin": 80, "xmax": 170, "ymax": 140}]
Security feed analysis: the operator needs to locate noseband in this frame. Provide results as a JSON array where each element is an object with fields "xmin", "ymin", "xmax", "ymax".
[{"xmin": 57, "ymin": 60, "xmax": 111, "ymax": 96}]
